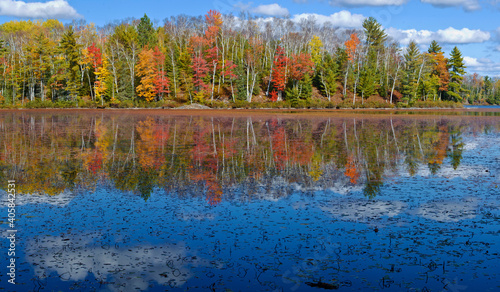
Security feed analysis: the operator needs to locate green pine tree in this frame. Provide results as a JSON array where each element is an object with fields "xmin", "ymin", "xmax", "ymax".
[
  {"xmin": 137, "ymin": 14, "xmax": 157, "ymax": 48},
  {"xmin": 428, "ymin": 40, "xmax": 442, "ymax": 54},
  {"xmin": 402, "ymin": 41, "xmax": 421, "ymax": 103},
  {"xmin": 59, "ymin": 26, "xmax": 81, "ymax": 101},
  {"xmin": 446, "ymin": 46, "xmax": 466, "ymax": 102},
  {"xmin": 315, "ymin": 53, "xmax": 338, "ymax": 101}
]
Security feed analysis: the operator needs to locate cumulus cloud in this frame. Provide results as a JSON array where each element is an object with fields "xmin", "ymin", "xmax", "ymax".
[
  {"xmin": 437, "ymin": 27, "xmax": 490, "ymax": 43},
  {"xmin": 387, "ymin": 27, "xmax": 490, "ymax": 45},
  {"xmin": 421, "ymin": 0, "xmax": 481, "ymax": 11},
  {"xmin": 330, "ymin": 0, "xmax": 408, "ymax": 6},
  {"xmin": 0, "ymin": 0, "xmax": 81, "ymax": 19},
  {"xmin": 291, "ymin": 11, "xmax": 365, "ymax": 28},
  {"xmin": 250, "ymin": 3, "xmax": 290, "ymax": 17},
  {"xmin": 463, "ymin": 56, "xmax": 500, "ymax": 74},
  {"xmin": 463, "ymin": 56, "xmax": 481, "ymax": 66}
]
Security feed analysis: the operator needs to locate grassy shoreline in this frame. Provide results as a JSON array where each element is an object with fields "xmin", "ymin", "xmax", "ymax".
[{"xmin": 0, "ymin": 99, "xmax": 465, "ymax": 110}]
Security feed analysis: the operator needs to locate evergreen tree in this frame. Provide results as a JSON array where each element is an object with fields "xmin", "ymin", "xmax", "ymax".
[
  {"xmin": 359, "ymin": 67, "xmax": 376, "ymax": 98},
  {"xmin": 363, "ymin": 17, "xmax": 387, "ymax": 48},
  {"xmin": 428, "ymin": 40, "xmax": 442, "ymax": 54},
  {"xmin": 483, "ymin": 76, "xmax": 492, "ymax": 96},
  {"xmin": 59, "ymin": 26, "xmax": 81, "ymax": 101},
  {"xmin": 299, "ymin": 73, "xmax": 313, "ymax": 101},
  {"xmin": 137, "ymin": 14, "xmax": 157, "ymax": 48},
  {"xmin": 362, "ymin": 17, "xmax": 387, "ymax": 98},
  {"xmin": 402, "ymin": 41, "xmax": 421, "ymax": 103},
  {"xmin": 446, "ymin": 46, "xmax": 466, "ymax": 102},
  {"xmin": 315, "ymin": 53, "xmax": 338, "ymax": 101}
]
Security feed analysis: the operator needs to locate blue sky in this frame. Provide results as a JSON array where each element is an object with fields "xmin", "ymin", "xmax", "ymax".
[{"xmin": 0, "ymin": 0, "xmax": 499, "ymax": 76}]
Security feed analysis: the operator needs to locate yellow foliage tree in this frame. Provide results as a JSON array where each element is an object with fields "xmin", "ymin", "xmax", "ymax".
[
  {"xmin": 136, "ymin": 47, "xmax": 156, "ymax": 102},
  {"xmin": 308, "ymin": 35, "xmax": 323, "ymax": 69},
  {"xmin": 95, "ymin": 53, "xmax": 110, "ymax": 103}
]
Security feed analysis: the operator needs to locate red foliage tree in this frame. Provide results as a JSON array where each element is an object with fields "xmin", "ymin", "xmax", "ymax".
[
  {"xmin": 87, "ymin": 43, "xmax": 102, "ymax": 69},
  {"xmin": 189, "ymin": 36, "xmax": 209, "ymax": 93},
  {"xmin": 272, "ymin": 45, "xmax": 288, "ymax": 101},
  {"xmin": 289, "ymin": 53, "xmax": 314, "ymax": 82},
  {"xmin": 153, "ymin": 46, "xmax": 170, "ymax": 97}
]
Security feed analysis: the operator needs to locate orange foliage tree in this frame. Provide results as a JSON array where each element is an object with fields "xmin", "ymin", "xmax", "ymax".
[
  {"xmin": 431, "ymin": 52, "xmax": 450, "ymax": 95},
  {"xmin": 344, "ymin": 154, "xmax": 360, "ymax": 184},
  {"xmin": 136, "ymin": 47, "xmax": 156, "ymax": 102},
  {"xmin": 345, "ymin": 33, "xmax": 360, "ymax": 62}
]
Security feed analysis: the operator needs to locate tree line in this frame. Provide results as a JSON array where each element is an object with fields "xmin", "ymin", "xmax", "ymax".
[{"xmin": 0, "ymin": 11, "xmax": 498, "ymax": 108}]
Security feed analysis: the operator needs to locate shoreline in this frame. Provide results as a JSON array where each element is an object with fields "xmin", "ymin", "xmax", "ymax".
[{"xmin": 1, "ymin": 107, "xmax": 499, "ymax": 119}]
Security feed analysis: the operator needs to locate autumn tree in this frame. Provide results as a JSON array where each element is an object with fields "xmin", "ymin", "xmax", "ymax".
[
  {"xmin": 190, "ymin": 36, "xmax": 209, "ymax": 99},
  {"xmin": 136, "ymin": 46, "xmax": 156, "ymax": 101},
  {"xmin": 153, "ymin": 46, "xmax": 170, "ymax": 99},
  {"xmin": 344, "ymin": 33, "xmax": 360, "ymax": 100},
  {"xmin": 94, "ymin": 53, "xmax": 111, "ymax": 104},
  {"xmin": 429, "ymin": 51, "xmax": 449, "ymax": 100},
  {"xmin": 271, "ymin": 45, "xmax": 288, "ymax": 101},
  {"xmin": 204, "ymin": 10, "xmax": 222, "ymax": 100},
  {"xmin": 286, "ymin": 52, "xmax": 314, "ymax": 101}
]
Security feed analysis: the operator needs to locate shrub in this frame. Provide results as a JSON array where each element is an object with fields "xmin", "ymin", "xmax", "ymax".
[
  {"xmin": 412, "ymin": 100, "xmax": 463, "ymax": 108},
  {"xmin": 230, "ymin": 100, "xmax": 248, "ymax": 109},
  {"xmin": 396, "ymin": 102, "xmax": 409, "ymax": 108},
  {"xmin": 359, "ymin": 100, "xmax": 394, "ymax": 109},
  {"xmin": 78, "ymin": 99, "xmax": 97, "ymax": 108},
  {"xmin": 118, "ymin": 100, "xmax": 134, "ymax": 108}
]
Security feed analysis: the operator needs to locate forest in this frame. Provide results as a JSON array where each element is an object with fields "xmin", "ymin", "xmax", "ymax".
[{"xmin": 0, "ymin": 11, "xmax": 499, "ymax": 109}]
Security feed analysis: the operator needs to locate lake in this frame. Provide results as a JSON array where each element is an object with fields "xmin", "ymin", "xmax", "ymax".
[{"xmin": 1, "ymin": 109, "xmax": 499, "ymax": 291}]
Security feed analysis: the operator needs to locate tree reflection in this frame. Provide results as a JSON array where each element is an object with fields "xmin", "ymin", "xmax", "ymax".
[{"xmin": 0, "ymin": 113, "xmax": 494, "ymax": 200}]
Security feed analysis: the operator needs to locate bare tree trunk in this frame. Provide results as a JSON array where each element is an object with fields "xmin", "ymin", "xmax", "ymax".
[{"xmin": 390, "ymin": 62, "xmax": 400, "ymax": 104}]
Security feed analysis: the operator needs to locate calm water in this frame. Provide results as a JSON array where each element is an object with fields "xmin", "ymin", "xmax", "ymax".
[{"xmin": 1, "ymin": 110, "xmax": 499, "ymax": 291}]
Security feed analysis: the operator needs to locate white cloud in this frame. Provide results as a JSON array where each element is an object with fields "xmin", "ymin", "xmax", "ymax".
[
  {"xmin": 463, "ymin": 56, "xmax": 481, "ymax": 66},
  {"xmin": 320, "ymin": 198, "xmax": 406, "ymax": 222},
  {"xmin": 291, "ymin": 11, "xmax": 366, "ymax": 28},
  {"xmin": 387, "ymin": 27, "xmax": 490, "ymax": 45},
  {"xmin": 251, "ymin": 3, "xmax": 290, "ymax": 17},
  {"xmin": 495, "ymin": 45, "xmax": 500, "ymax": 52},
  {"xmin": 330, "ymin": 0, "xmax": 408, "ymax": 6},
  {"xmin": 463, "ymin": 56, "xmax": 500, "ymax": 76},
  {"xmin": 437, "ymin": 27, "xmax": 490, "ymax": 43},
  {"xmin": 413, "ymin": 198, "xmax": 478, "ymax": 222},
  {"xmin": 421, "ymin": 0, "xmax": 481, "ymax": 11},
  {"xmin": 0, "ymin": 0, "xmax": 81, "ymax": 19},
  {"xmin": 26, "ymin": 236, "xmax": 195, "ymax": 290}
]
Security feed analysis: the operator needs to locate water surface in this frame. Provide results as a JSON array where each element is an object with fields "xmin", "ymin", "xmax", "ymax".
[{"xmin": 1, "ymin": 109, "xmax": 499, "ymax": 291}]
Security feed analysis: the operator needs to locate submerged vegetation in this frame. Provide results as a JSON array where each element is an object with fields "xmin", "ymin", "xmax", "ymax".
[{"xmin": 0, "ymin": 12, "xmax": 497, "ymax": 109}]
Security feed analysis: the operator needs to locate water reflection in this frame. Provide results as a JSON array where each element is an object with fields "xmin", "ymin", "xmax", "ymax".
[
  {"xmin": 2, "ymin": 113, "xmax": 497, "ymax": 200},
  {"xmin": 0, "ymin": 111, "xmax": 499, "ymax": 291},
  {"xmin": 27, "ymin": 236, "xmax": 193, "ymax": 291}
]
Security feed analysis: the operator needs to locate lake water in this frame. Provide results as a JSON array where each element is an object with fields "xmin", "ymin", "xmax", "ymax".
[{"xmin": 1, "ymin": 109, "xmax": 499, "ymax": 291}]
